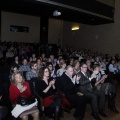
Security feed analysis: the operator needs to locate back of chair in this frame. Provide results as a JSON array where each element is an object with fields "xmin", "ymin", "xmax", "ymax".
[{"xmin": 22, "ymin": 71, "xmax": 27, "ymax": 80}]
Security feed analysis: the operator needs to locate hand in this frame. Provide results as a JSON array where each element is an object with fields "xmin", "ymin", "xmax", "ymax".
[
  {"xmin": 91, "ymin": 72, "xmax": 96, "ymax": 79},
  {"xmin": 76, "ymin": 75, "xmax": 81, "ymax": 81},
  {"xmin": 77, "ymin": 92, "xmax": 84, "ymax": 96},
  {"xmin": 104, "ymin": 74, "xmax": 108, "ymax": 78},
  {"xmin": 73, "ymin": 75, "xmax": 77, "ymax": 81},
  {"xmin": 20, "ymin": 86, "xmax": 27, "ymax": 93},
  {"xmin": 0, "ymin": 95, "xmax": 2, "ymax": 100},
  {"xmin": 51, "ymin": 80, "xmax": 55, "ymax": 85},
  {"xmin": 102, "ymin": 75, "xmax": 107, "ymax": 79},
  {"xmin": 49, "ymin": 80, "xmax": 55, "ymax": 87}
]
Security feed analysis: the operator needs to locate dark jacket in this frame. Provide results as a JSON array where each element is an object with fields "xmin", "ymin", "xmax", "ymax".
[
  {"xmin": 79, "ymin": 72, "xmax": 93, "ymax": 93},
  {"xmin": 56, "ymin": 73, "xmax": 78, "ymax": 97}
]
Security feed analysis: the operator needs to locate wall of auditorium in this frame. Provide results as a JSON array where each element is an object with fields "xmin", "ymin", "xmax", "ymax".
[
  {"xmin": 1, "ymin": 11, "xmax": 40, "ymax": 43},
  {"xmin": 1, "ymin": 11, "xmax": 62, "ymax": 44},
  {"xmin": 48, "ymin": 18, "xmax": 63, "ymax": 45},
  {"xmin": 62, "ymin": 0, "xmax": 120, "ymax": 56}
]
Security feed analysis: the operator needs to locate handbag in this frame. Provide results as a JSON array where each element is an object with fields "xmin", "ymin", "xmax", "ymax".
[{"xmin": 17, "ymin": 96, "xmax": 35, "ymax": 106}]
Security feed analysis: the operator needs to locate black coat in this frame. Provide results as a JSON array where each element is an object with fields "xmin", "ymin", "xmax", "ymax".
[{"xmin": 55, "ymin": 73, "xmax": 78, "ymax": 97}]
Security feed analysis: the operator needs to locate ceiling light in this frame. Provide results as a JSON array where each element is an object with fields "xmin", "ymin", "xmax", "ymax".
[
  {"xmin": 53, "ymin": 10, "xmax": 61, "ymax": 16},
  {"xmin": 71, "ymin": 26, "xmax": 79, "ymax": 30}
]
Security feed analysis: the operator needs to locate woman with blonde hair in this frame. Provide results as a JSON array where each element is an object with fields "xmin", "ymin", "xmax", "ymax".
[
  {"xmin": 73, "ymin": 60, "xmax": 80, "ymax": 75},
  {"xmin": 9, "ymin": 72, "xmax": 39, "ymax": 120}
]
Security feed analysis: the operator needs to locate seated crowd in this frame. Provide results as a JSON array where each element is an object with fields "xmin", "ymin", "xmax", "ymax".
[{"xmin": 0, "ymin": 41, "xmax": 120, "ymax": 120}]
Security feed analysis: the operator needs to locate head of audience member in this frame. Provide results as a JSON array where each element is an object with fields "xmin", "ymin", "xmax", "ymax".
[
  {"xmin": 14, "ymin": 55, "xmax": 19, "ymax": 61},
  {"xmin": 73, "ymin": 60, "xmax": 80, "ymax": 69},
  {"xmin": 47, "ymin": 62, "xmax": 53, "ymax": 71},
  {"xmin": 38, "ymin": 67, "xmax": 50, "ymax": 80},
  {"xmin": 115, "ymin": 53, "xmax": 119, "ymax": 60},
  {"xmin": 60, "ymin": 62, "xmax": 66, "ymax": 69},
  {"xmin": 50, "ymin": 55, "xmax": 55, "ymax": 62},
  {"xmin": 80, "ymin": 62, "xmax": 88, "ymax": 73},
  {"xmin": 11, "ymin": 72, "xmax": 25, "ymax": 85},
  {"xmin": 69, "ymin": 58, "xmax": 74, "ymax": 66},
  {"xmin": 59, "ymin": 58, "xmax": 65, "ymax": 65},
  {"xmin": 95, "ymin": 56, "xmax": 101, "ymax": 63},
  {"xmin": 37, "ymin": 58, "xmax": 42, "ymax": 66},
  {"xmin": 22, "ymin": 58, "xmax": 28, "ymax": 66},
  {"xmin": 109, "ymin": 58, "xmax": 116, "ymax": 65},
  {"xmin": 65, "ymin": 65, "xmax": 74, "ymax": 77},
  {"xmin": 29, "ymin": 57, "xmax": 33, "ymax": 63},
  {"xmin": 93, "ymin": 64, "xmax": 100, "ymax": 73},
  {"xmin": 86, "ymin": 59, "xmax": 91, "ymax": 67},
  {"xmin": 41, "ymin": 53, "xmax": 46, "ymax": 59},
  {"xmin": 32, "ymin": 53, "xmax": 36, "ymax": 58},
  {"xmin": 10, "ymin": 65, "xmax": 19, "ymax": 74},
  {"xmin": 30, "ymin": 61, "xmax": 38, "ymax": 71},
  {"xmin": 48, "ymin": 58, "xmax": 52, "ymax": 62}
]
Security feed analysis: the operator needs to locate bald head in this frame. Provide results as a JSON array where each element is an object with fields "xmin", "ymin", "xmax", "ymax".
[{"xmin": 66, "ymin": 65, "xmax": 73, "ymax": 77}]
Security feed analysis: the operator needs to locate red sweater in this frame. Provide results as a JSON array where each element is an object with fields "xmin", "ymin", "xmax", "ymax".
[{"xmin": 9, "ymin": 81, "xmax": 31, "ymax": 104}]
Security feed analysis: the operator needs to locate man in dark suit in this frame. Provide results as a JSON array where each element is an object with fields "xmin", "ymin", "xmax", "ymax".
[
  {"xmin": 79, "ymin": 62, "xmax": 107, "ymax": 120},
  {"xmin": 57, "ymin": 65, "xmax": 86, "ymax": 120}
]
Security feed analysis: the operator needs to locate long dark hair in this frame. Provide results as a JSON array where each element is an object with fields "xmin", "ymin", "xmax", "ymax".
[{"xmin": 38, "ymin": 67, "xmax": 50, "ymax": 80}]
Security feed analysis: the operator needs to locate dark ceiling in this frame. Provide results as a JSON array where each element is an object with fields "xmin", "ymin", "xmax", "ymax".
[{"xmin": 0, "ymin": 0, "xmax": 115, "ymax": 25}]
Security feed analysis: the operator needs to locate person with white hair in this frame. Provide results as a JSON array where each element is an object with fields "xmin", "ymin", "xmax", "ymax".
[{"xmin": 57, "ymin": 65, "xmax": 86, "ymax": 120}]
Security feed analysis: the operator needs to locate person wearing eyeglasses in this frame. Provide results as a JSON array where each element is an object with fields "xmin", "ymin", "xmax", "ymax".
[
  {"xmin": 79, "ymin": 62, "xmax": 107, "ymax": 120},
  {"xmin": 47, "ymin": 62, "xmax": 57, "ymax": 78},
  {"xmin": 35, "ymin": 67, "xmax": 61, "ymax": 120}
]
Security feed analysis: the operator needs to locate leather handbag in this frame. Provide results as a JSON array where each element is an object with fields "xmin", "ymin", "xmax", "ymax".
[{"xmin": 17, "ymin": 96, "xmax": 35, "ymax": 106}]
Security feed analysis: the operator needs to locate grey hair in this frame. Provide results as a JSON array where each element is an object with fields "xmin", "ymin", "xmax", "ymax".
[{"xmin": 66, "ymin": 65, "xmax": 73, "ymax": 70}]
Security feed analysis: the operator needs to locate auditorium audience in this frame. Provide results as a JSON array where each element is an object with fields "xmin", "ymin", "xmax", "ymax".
[{"xmin": 0, "ymin": 41, "xmax": 119, "ymax": 120}]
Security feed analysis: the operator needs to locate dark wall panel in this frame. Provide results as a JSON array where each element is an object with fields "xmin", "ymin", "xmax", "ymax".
[
  {"xmin": 40, "ymin": 17, "xmax": 48, "ymax": 44},
  {"xmin": 0, "ymin": 10, "xmax": 1, "ymax": 41}
]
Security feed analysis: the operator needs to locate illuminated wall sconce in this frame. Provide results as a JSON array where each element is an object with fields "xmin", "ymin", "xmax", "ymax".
[{"xmin": 71, "ymin": 26, "xmax": 80, "ymax": 30}]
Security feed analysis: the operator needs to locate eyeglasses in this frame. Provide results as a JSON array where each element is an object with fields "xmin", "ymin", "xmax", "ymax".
[
  {"xmin": 49, "ymin": 65, "xmax": 52, "ymax": 67},
  {"xmin": 82, "ymin": 67, "xmax": 88, "ymax": 68},
  {"xmin": 44, "ymin": 71, "xmax": 49, "ymax": 73}
]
